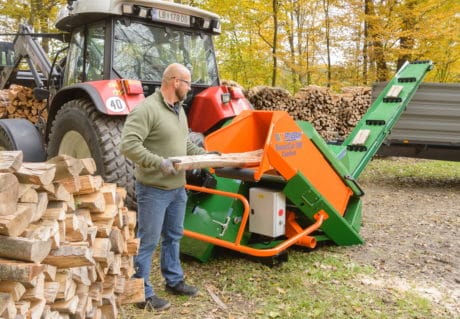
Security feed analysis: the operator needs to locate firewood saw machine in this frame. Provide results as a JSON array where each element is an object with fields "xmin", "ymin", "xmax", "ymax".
[{"xmin": 0, "ymin": 0, "xmax": 432, "ymax": 263}]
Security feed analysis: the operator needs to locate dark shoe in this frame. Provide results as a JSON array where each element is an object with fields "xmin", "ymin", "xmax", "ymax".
[
  {"xmin": 135, "ymin": 295, "xmax": 170, "ymax": 311},
  {"xmin": 165, "ymin": 281, "xmax": 199, "ymax": 296}
]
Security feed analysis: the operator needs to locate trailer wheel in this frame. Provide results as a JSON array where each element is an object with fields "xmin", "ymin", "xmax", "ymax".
[
  {"xmin": 0, "ymin": 118, "xmax": 46, "ymax": 161},
  {"xmin": 47, "ymin": 99, "xmax": 136, "ymax": 208}
]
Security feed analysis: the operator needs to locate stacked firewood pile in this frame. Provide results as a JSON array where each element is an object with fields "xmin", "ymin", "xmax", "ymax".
[
  {"xmin": 0, "ymin": 151, "xmax": 143, "ymax": 319},
  {"xmin": 245, "ymin": 85, "xmax": 372, "ymax": 140},
  {"xmin": 0, "ymin": 85, "xmax": 47, "ymax": 124},
  {"xmin": 336, "ymin": 87, "xmax": 372, "ymax": 137}
]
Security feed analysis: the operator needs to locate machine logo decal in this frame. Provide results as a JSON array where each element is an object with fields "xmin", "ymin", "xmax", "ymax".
[{"xmin": 274, "ymin": 131, "xmax": 303, "ymax": 157}]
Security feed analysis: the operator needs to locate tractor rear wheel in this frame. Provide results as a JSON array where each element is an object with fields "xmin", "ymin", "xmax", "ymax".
[
  {"xmin": 0, "ymin": 118, "xmax": 46, "ymax": 161},
  {"xmin": 47, "ymin": 99, "xmax": 135, "ymax": 207}
]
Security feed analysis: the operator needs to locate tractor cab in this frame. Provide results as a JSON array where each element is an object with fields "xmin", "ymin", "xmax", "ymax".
[{"xmin": 57, "ymin": 0, "xmax": 222, "ymax": 113}]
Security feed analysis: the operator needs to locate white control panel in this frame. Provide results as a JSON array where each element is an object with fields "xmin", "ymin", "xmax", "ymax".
[{"xmin": 249, "ymin": 187, "xmax": 286, "ymax": 237}]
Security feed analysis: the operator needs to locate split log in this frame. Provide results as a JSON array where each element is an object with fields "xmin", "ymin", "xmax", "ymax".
[
  {"xmin": 0, "ymin": 173, "xmax": 19, "ymax": 216},
  {"xmin": 0, "ymin": 204, "xmax": 34, "ymax": 237},
  {"xmin": 0, "ymin": 292, "xmax": 16, "ymax": 319},
  {"xmin": 44, "ymin": 281, "xmax": 60, "ymax": 304},
  {"xmin": 0, "ymin": 281, "xmax": 26, "ymax": 301},
  {"xmin": 116, "ymin": 278, "xmax": 145, "ymax": 305},
  {"xmin": 74, "ymin": 191, "xmax": 105, "ymax": 213},
  {"xmin": 0, "ymin": 259, "xmax": 44, "ymax": 282},
  {"xmin": 43, "ymin": 244, "xmax": 95, "ymax": 268},
  {"xmin": 79, "ymin": 157, "xmax": 97, "ymax": 175},
  {"xmin": 22, "ymin": 273, "xmax": 45, "ymax": 301},
  {"xmin": 19, "ymin": 186, "xmax": 38, "ymax": 203},
  {"xmin": 0, "ymin": 236, "xmax": 52, "ymax": 263},
  {"xmin": 171, "ymin": 149, "xmax": 263, "ymax": 171},
  {"xmin": 15, "ymin": 162, "xmax": 56, "ymax": 186},
  {"xmin": 75, "ymin": 175, "xmax": 104, "ymax": 195},
  {"xmin": 47, "ymin": 154, "xmax": 83, "ymax": 181},
  {"xmin": 0, "ymin": 151, "xmax": 23, "ymax": 173}
]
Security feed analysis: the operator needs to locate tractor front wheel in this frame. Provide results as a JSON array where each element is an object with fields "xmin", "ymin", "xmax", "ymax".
[{"xmin": 47, "ymin": 99, "xmax": 135, "ymax": 207}]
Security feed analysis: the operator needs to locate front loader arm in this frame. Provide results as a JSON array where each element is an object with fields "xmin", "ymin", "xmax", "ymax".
[{"xmin": 0, "ymin": 24, "xmax": 61, "ymax": 91}]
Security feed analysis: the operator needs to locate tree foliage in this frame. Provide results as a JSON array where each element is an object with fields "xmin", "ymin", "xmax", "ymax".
[{"xmin": 1, "ymin": 0, "xmax": 458, "ymax": 91}]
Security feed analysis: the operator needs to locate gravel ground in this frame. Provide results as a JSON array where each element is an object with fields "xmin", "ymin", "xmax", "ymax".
[{"xmin": 348, "ymin": 160, "xmax": 460, "ymax": 316}]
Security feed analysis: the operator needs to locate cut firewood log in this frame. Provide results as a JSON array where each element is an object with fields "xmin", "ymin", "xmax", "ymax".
[
  {"xmin": 44, "ymin": 281, "xmax": 60, "ymax": 304},
  {"xmin": 92, "ymin": 238, "xmax": 112, "ymax": 264},
  {"xmin": 48, "ymin": 183, "xmax": 73, "ymax": 202},
  {"xmin": 0, "ymin": 204, "xmax": 34, "ymax": 237},
  {"xmin": 54, "ymin": 270, "xmax": 76, "ymax": 301},
  {"xmin": 0, "ymin": 151, "xmax": 23, "ymax": 173},
  {"xmin": 70, "ymin": 266, "xmax": 91, "ymax": 286},
  {"xmin": 0, "ymin": 292, "xmax": 16, "ymax": 319},
  {"xmin": 93, "ymin": 219, "xmax": 114, "ymax": 238},
  {"xmin": 0, "ymin": 281, "xmax": 26, "ymax": 301},
  {"xmin": 0, "ymin": 236, "xmax": 52, "ymax": 263},
  {"xmin": 116, "ymin": 278, "xmax": 145, "ymax": 305},
  {"xmin": 42, "ymin": 201, "xmax": 67, "ymax": 221},
  {"xmin": 79, "ymin": 158, "xmax": 97, "ymax": 175},
  {"xmin": 170, "ymin": 149, "xmax": 263, "ymax": 171},
  {"xmin": 65, "ymin": 214, "xmax": 88, "ymax": 242},
  {"xmin": 74, "ymin": 191, "xmax": 105, "ymax": 213},
  {"xmin": 74, "ymin": 175, "xmax": 104, "ymax": 195},
  {"xmin": 0, "ymin": 173, "xmax": 19, "ymax": 216},
  {"xmin": 125, "ymin": 238, "xmax": 140, "ymax": 256},
  {"xmin": 19, "ymin": 186, "xmax": 38, "ymax": 203},
  {"xmin": 0, "ymin": 259, "xmax": 44, "ymax": 282},
  {"xmin": 107, "ymin": 254, "xmax": 121, "ymax": 275},
  {"xmin": 47, "ymin": 154, "xmax": 83, "ymax": 181},
  {"xmin": 35, "ymin": 192, "xmax": 49, "ymax": 221},
  {"xmin": 74, "ymin": 293, "xmax": 88, "ymax": 319},
  {"xmin": 21, "ymin": 219, "xmax": 59, "ymax": 242},
  {"xmin": 29, "ymin": 299, "xmax": 46, "ymax": 319},
  {"xmin": 22, "ymin": 273, "xmax": 45, "ymax": 302},
  {"xmin": 43, "ymin": 243, "xmax": 95, "ymax": 268},
  {"xmin": 15, "ymin": 162, "xmax": 56, "ymax": 186},
  {"xmin": 50, "ymin": 295, "xmax": 79, "ymax": 315},
  {"xmin": 14, "ymin": 300, "xmax": 30, "ymax": 317},
  {"xmin": 109, "ymin": 228, "xmax": 125, "ymax": 254},
  {"xmin": 42, "ymin": 264, "xmax": 57, "ymax": 281},
  {"xmin": 57, "ymin": 175, "xmax": 81, "ymax": 194}
]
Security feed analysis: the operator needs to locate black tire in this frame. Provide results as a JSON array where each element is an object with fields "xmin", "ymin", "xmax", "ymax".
[
  {"xmin": 47, "ymin": 99, "xmax": 136, "ymax": 208},
  {"xmin": 0, "ymin": 118, "xmax": 46, "ymax": 161}
]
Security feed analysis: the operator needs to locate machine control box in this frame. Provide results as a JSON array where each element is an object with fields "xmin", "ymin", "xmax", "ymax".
[{"xmin": 249, "ymin": 187, "xmax": 286, "ymax": 237}]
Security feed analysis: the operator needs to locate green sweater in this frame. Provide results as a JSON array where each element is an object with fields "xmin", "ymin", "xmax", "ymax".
[{"xmin": 120, "ymin": 90, "xmax": 206, "ymax": 189}]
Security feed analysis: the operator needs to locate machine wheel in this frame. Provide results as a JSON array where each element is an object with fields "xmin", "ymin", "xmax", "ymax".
[
  {"xmin": 47, "ymin": 99, "xmax": 136, "ymax": 208},
  {"xmin": 0, "ymin": 118, "xmax": 46, "ymax": 161}
]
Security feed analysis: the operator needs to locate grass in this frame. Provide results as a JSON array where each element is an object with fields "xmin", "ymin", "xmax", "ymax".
[
  {"xmin": 121, "ymin": 157, "xmax": 459, "ymax": 318},
  {"xmin": 359, "ymin": 157, "xmax": 460, "ymax": 186}
]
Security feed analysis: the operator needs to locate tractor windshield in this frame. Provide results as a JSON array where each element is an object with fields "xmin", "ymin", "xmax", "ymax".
[{"xmin": 113, "ymin": 18, "xmax": 219, "ymax": 86}]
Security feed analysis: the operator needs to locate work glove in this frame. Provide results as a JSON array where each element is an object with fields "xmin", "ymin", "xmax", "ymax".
[{"xmin": 160, "ymin": 159, "xmax": 180, "ymax": 176}]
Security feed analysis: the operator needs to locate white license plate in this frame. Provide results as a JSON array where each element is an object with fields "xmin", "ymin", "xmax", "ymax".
[{"xmin": 151, "ymin": 8, "xmax": 190, "ymax": 26}]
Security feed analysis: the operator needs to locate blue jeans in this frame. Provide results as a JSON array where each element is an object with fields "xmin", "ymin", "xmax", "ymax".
[{"xmin": 133, "ymin": 181, "xmax": 187, "ymax": 298}]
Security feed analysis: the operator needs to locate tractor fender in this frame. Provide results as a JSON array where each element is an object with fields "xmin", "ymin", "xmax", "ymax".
[
  {"xmin": 0, "ymin": 118, "xmax": 46, "ymax": 162},
  {"xmin": 46, "ymin": 80, "xmax": 144, "ymax": 141}
]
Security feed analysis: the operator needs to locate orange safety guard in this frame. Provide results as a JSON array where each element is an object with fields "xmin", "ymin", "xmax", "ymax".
[
  {"xmin": 205, "ymin": 110, "xmax": 353, "ymax": 215},
  {"xmin": 184, "ymin": 184, "xmax": 324, "ymax": 257}
]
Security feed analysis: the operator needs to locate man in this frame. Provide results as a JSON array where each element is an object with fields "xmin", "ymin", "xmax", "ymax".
[{"xmin": 120, "ymin": 63, "xmax": 206, "ymax": 311}]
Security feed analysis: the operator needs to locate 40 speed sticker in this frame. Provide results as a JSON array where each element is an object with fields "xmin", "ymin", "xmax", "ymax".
[{"xmin": 106, "ymin": 97, "xmax": 127, "ymax": 113}]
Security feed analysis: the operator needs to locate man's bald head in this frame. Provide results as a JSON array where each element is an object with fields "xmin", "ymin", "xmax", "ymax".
[{"xmin": 162, "ymin": 63, "xmax": 191, "ymax": 84}]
